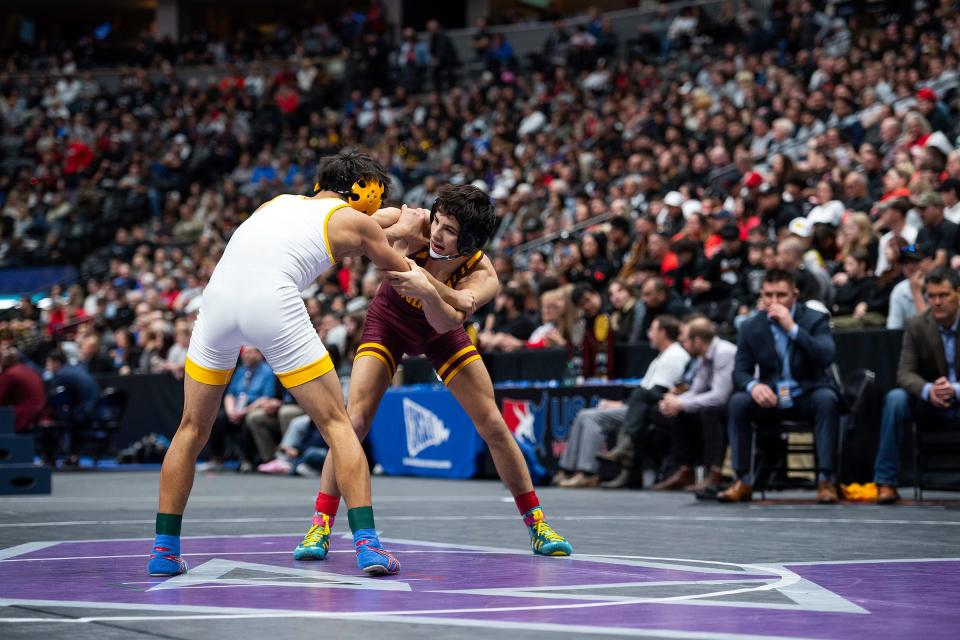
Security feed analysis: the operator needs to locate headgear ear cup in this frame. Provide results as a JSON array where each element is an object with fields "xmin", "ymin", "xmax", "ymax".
[{"xmin": 350, "ymin": 179, "xmax": 384, "ymax": 215}]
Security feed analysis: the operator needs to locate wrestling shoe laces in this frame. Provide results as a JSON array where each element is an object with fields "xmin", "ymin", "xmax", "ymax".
[
  {"xmin": 302, "ymin": 521, "xmax": 330, "ymax": 546},
  {"xmin": 293, "ymin": 513, "xmax": 332, "ymax": 561},
  {"xmin": 532, "ymin": 519, "xmax": 565, "ymax": 544},
  {"xmin": 524, "ymin": 507, "xmax": 573, "ymax": 556}
]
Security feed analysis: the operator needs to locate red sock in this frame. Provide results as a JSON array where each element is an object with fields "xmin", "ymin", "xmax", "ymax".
[
  {"xmin": 315, "ymin": 491, "xmax": 340, "ymax": 526},
  {"xmin": 514, "ymin": 491, "xmax": 540, "ymax": 515}
]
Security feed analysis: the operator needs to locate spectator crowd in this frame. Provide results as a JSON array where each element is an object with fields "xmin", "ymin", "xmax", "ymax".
[{"xmin": 2, "ymin": 1, "xmax": 960, "ymax": 498}]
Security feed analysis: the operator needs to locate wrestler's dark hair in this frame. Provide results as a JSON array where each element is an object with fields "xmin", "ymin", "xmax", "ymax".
[
  {"xmin": 431, "ymin": 184, "xmax": 497, "ymax": 255},
  {"xmin": 314, "ymin": 149, "xmax": 391, "ymax": 199}
]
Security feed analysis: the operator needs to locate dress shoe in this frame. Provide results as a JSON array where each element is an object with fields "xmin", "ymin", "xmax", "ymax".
[
  {"xmin": 687, "ymin": 466, "xmax": 724, "ymax": 492},
  {"xmin": 558, "ymin": 472, "xmax": 601, "ymax": 488},
  {"xmin": 717, "ymin": 480, "xmax": 753, "ymax": 503},
  {"xmin": 597, "ymin": 432, "xmax": 634, "ymax": 465},
  {"xmin": 877, "ymin": 485, "xmax": 901, "ymax": 505},
  {"xmin": 600, "ymin": 469, "xmax": 631, "ymax": 489},
  {"xmin": 694, "ymin": 483, "xmax": 731, "ymax": 501},
  {"xmin": 652, "ymin": 466, "xmax": 695, "ymax": 491},
  {"xmin": 551, "ymin": 470, "xmax": 572, "ymax": 486},
  {"xmin": 816, "ymin": 481, "xmax": 839, "ymax": 504}
]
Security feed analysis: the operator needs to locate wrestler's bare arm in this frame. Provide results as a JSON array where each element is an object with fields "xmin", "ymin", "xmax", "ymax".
[
  {"xmin": 372, "ymin": 206, "xmax": 428, "ymax": 244},
  {"xmin": 329, "ymin": 209, "xmax": 411, "ymax": 273},
  {"xmin": 387, "ymin": 262, "xmax": 464, "ymax": 334},
  {"xmin": 425, "ymin": 255, "xmax": 499, "ymax": 316}
]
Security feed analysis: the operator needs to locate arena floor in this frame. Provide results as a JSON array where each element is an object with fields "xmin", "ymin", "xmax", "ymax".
[{"xmin": 0, "ymin": 472, "xmax": 958, "ymax": 640}]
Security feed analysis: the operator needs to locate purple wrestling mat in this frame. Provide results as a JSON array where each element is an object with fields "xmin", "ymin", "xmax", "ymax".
[{"xmin": 1, "ymin": 534, "xmax": 957, "ymax": 639}]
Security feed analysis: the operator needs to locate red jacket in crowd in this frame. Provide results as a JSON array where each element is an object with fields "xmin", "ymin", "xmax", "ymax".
[{"xmin": 0, "ymin": 363, "xmax": 46, "ymax": 432}]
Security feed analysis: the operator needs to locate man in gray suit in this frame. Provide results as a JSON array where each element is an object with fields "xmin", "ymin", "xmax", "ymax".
[
  {"xmin": 874, "ymin": 267, "xmax": 960, "ymax": 505},
  {"xmin": 653, "ymin": 316, "xmax": 737, "ymax": 491}
]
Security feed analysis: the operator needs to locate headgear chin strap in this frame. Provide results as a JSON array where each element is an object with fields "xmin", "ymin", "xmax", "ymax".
[{"xmin": 428, "ymin": 246, "xmax": 460, "ymax": 261}]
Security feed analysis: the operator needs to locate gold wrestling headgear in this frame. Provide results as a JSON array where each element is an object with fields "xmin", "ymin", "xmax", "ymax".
[{"xmin": 315, "ymin": 178, "xmax": 385, "ymax": 215}]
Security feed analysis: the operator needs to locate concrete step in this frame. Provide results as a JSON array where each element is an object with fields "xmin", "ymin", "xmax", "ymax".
[
  {"xmin": 0, "ymin": 435, "xmax": 35, "ymax": 465},
  {"xmin": 0, "ymin": 464, "xmax": 51, "ymax": 495}
]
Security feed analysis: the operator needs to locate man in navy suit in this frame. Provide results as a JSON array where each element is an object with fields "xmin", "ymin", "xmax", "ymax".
[{"xmin": 719, "ymin": 268, "xmax": 841, "ymax": 504}]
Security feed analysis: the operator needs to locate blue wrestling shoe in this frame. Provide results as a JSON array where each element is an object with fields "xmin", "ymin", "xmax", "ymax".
[
  {"xmin": 353, "ymin": 529, "xmax": 400, "ymax": 575},
  {"xmin": 147, "ymin": 534, "xmax": 188, "ymax": 576},
  {"xmin": 524, "ymin": 507, "xmax": 573, "ymax": 556},
  {"xmin": 293, "ymin": 514, "xmax": 332, "ymax": 561}
]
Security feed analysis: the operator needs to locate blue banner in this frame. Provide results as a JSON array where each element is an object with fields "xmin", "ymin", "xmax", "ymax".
[{"xmin": 368, "ymin": 385, "xmax": 485, "ymax": 479}]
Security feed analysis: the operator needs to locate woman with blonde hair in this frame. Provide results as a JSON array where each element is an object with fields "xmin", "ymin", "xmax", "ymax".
[
  {"xmin": 526, "ymin": 285, "xmax": 575, "ymax": 349},
  {"xmin": 837, "ymin": 212, "xmax": 879, "ymax": 266}
]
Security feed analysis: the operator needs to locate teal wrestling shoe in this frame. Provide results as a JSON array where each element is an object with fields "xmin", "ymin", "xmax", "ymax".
[
  {"xmin": 524, "ymin": 507, "xmax": 573, "ymax": 556},
  {"xmin": 293, "ymin": 513, "xmax": 332, "ymax": 561}
]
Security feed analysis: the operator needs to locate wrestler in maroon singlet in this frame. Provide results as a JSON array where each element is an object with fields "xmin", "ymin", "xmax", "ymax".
[{"xmin": 355, "ymin": 247, "xmax": 484, "ymax": 385}]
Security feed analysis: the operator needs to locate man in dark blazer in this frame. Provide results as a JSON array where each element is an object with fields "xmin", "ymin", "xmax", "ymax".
[
  {"xmin": 874, "ymin": 267, "xmax": 960, "ymax": 504},
  {"xmin": 719, "ymin": 268, "xmax": 841, "ymax": 504}
]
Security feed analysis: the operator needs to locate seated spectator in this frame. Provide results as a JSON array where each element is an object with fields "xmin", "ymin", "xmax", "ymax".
[
  {"xmin": 0, "ymin": 347, "xmax": 45, "ymax": 432},
  {"xmin": 157, "ymin": 327, "xmax": 190, "ymax": 379},
  {"xmin": 873, "ymin": 268, "xmax": 960, "ymax": 505},
  {"xmin": 837, "ymin": 212, "xmax": 879, "ymax": 269},
  {"xmin": 880, "ymin": 166, "xmax": 913, "ymax": 203},
  {"xmin": 758, "ymin": 182, "xmax": 802, "ymax": 233},
  {"xmin": 690, "ymin": 223, "xmax": 749, "ymax": 323},
  {"xmin": 719, "ymin": 269, "xmax": 841, "ymax": 504},
  {"xmin": 109, "ymin": 328, "xmax": 142, "ymax": 375},
  {"xmin": 740, "ymin": 242, "xmax": 773, "ymax": 313},
  {"xmin": 258, "ymin": 413, "xmax": 329, "ymax": 476},
  {"xmin": 653, "ymin": 316, "xmax": 737, "ymax": 491},
  {"xmin": 807, "ymin": 180, "xmax": 845, "ymax": 226},
  {"xmin": 915, "ymin": 88, "xmax": 954, "ymax": 137},
  {"xmin": 556, "ymin": 315, "xmax": 688, "ymax": 488},
  {"xmin": 914, "ymin": 191, "xmax": 960, "ymax": 268},
  {"xmin": 526, "ymin": 286, "xmax": 574, "ymax": 349},
  {"xmin": 204, "ymin": 347, "xmax": 275, "ymax": 472},
  {"xmin": 635, "ymin": 277, "xmax": 690, "ymax": 339},
  {"xmin": 572, "ymin": 282, "xmax": 615, "ymax": 376},
  {"xmin": 136, "ymin": 329, "xmax": 167, "ymax": 374},
  {"xmin": 595, "ymin": 315, "xmax": 691, "ymax": 488},
  {"xmin": 77, "ymin": 334, "xmax": 116, "ymax": 375},
  {"xmin": 887, "ymin": 243, "xmax": 932, "ymax": 330},
  {"xmin": 830, "ymin": 251, "xmax": 879, "ymax": 327},
  {"xmin": 607, "ymin": 279, "xmax": 640, "ymax": 343},
  {"xmin": 607, "ymin": 216, "xmax": 633, "ymax": 274},
  {"xmin": 247, "ymin": 391, "xmax": 305, "ymax": 468},
  {"xmin": 663, "ymin": 238, "xmax": 702, "ymax": 299},
  {"xmin": 566, "ymin": 232, "xmax": 615, "ymax": 289},
  {"xmin": 842, "ymin": 172, "xmax": 875, "ymax": 214},
  {"xmin": 659, "ymin": 192, "xmax": 686, "ymax": 236},
  {"xmin": 936, "ymin": 179, "xmax": 960, "ymax": 225},
  {"xmin": 479, "ymin": 284, "xmax": 537, "ymax": 352},
  {"xmin": 553, "ymin": 397, "xmax": 629, "ymax": 488},
  {"xmin": 874, "ymin": 198, "xmax": 918, "ymax": 275},
  {"xmin": 40, "ymin": 349, "xmax": 101, "ymax": 466},
  {"xmin": 776, "ymin": 236, "xmax": 832, "ymax": 306},
  {"xmin": 864, "ymin": 237, "xmax": 908, "ymax": 320}
]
